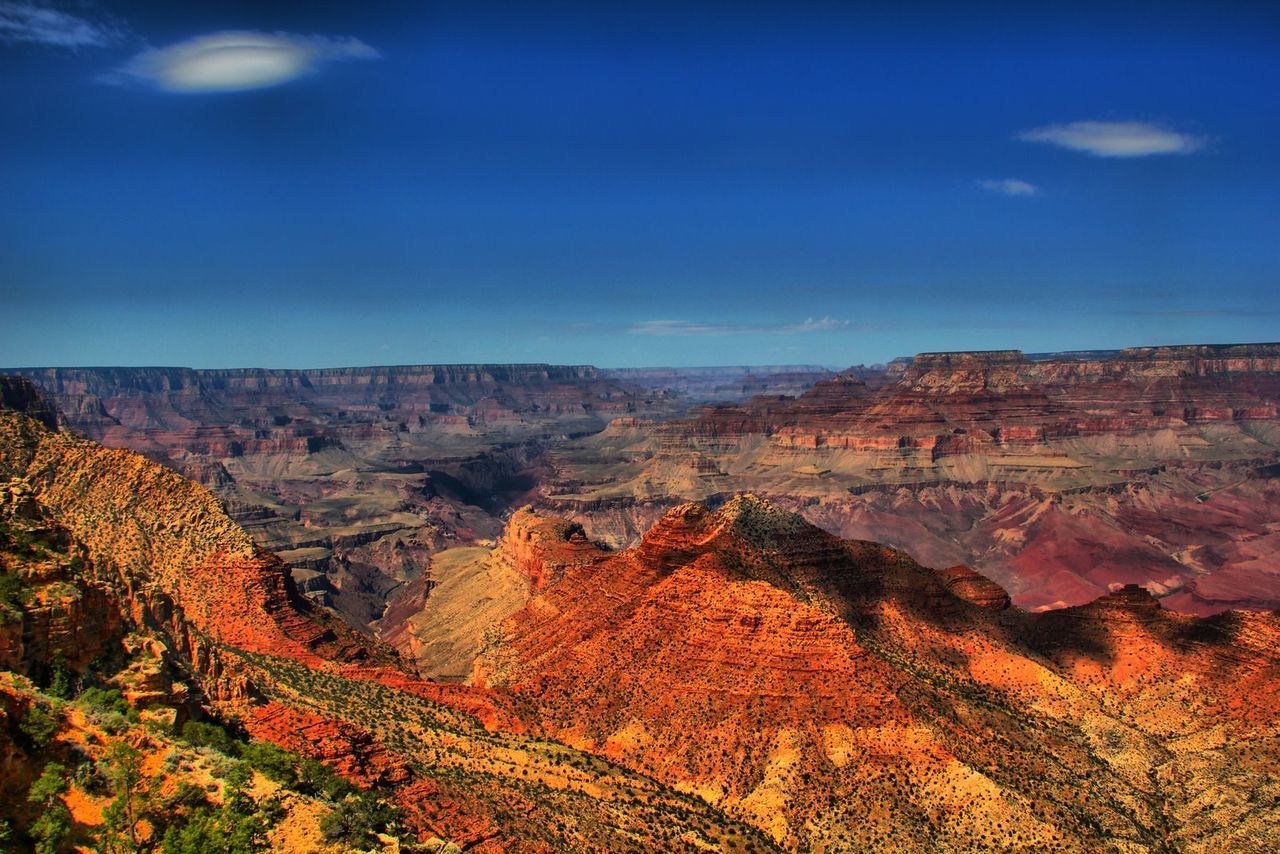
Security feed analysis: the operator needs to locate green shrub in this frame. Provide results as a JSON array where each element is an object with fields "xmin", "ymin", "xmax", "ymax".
[
  {"xmin": 320, "ymin": 791, "xmax": 401, "ymax": 848},
  {"xmin": 28, "ymin": 763, "xmax": 72, "ymax": 854},
  {"xmin": 28, "ymin": 762, "xmax": 69, "ymax": 803},
  {"xmin": 29, "ymin": 803, "xmax": 73, "ymax": 854},
  {"xmin": 0, "ymin": 570, "xmax": 27, "ymax": 617},
  {"xmin": 238, "ymin": 741, "xmax": 299, "ymax": 786},
  {"xmin": 161, "ymin": 807, "xmax": 226, "ymax": 854},
  {"xmin": 99, "ymin": 741, "xmax": 147, "ymax": 852},
  {"xmin": 222, "ymin": 762, "xmax": 256, "ymax": 816},
  {"xmin": 180, "ymin": 720, "xmax": 240, "ymax": 756},
  {"xmin": 298, "ymin": 757, "xmax": 355, "ymax": 800},
  {"xmin": 79, "ymin": 686, "xmax": 132, "ymax": 716},
  {"xmin": 19, "ymin": 704, "xmax": 59, "ymax": 748}
]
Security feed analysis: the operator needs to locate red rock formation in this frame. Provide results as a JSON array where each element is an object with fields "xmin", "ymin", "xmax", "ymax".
[{"xmin": 491, "ymin": 506, "xmax": 607, "ymax": 593}]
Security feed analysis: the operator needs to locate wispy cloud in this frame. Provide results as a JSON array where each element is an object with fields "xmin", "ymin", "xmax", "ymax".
[
  {"xmin": 1018, "ymin": 120, "xmax": 1205, "ymax": 158},
  {"xmin": 106, "ymin": 30, "xmax": 378, "ymax": 93},
  {"xmin": 978, "ymin": 178, "xmax": 1039, "ymax": 197},
  {"xmin": 628, "ymin": 317, "xmax": 850, "ymax": 337},
  {"xmin": 0, "ymin": 1, "xmax": 124, "ymax": 48},
  {"xmin": 1115, "ymin": 307, "xmax": 1280, "ymax": 319}
]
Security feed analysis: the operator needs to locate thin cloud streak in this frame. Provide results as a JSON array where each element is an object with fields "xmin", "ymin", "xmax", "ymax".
[
  {"xmin": 0, "ymin": 1, "xmax": 123, "ymax": 48},
  {"xmin": 978, "ymin": 178, "xmax": 1039, "ymax": 197},
  {"xmin": 107, "ymin": 30, "xmax": 378, "ymax": 93},
  {"xmin": 628, "ymin": 317, "xmax": 851, "ymax": 337},
  {"xmin": 1114, "ymin": 308, "xmax": 1280, "ymax": 318},
  {"xmin": 1018, "ymin": 120, "xmax": 1205, "ymax": 158}
]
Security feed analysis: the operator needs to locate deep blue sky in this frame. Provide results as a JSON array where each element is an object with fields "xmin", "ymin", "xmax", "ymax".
[{"xmin": 2, "ymin": 0, "xmax": 1277, "ymax": 368}]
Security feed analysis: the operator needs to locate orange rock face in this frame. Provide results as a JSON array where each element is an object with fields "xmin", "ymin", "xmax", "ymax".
[{"xmin": 477, "ymin": 497, "xmax": 1280, "ymax": 850}]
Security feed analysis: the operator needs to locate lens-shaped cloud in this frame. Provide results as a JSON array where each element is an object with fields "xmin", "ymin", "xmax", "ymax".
[
  {"xmin": 1018, "ymin": 120, "xmax": 1204, "ymax": 158},
  {"xmin": 109, "ymin": 30, "xmax": 378, "ymax": 93}
]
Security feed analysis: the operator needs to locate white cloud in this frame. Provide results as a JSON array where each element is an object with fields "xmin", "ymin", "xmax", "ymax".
[
  {"xmin": 108, "ymin": 30, "xmax": 378, "ymax": 93},
  {"xmin": 0, "ymin": 2, "xmax": 123, "ymax": 48},
  {"xmin": 978, "ymin": 178, "xmax": 1039, "ymax": 197},
  {"xmin": 628, "ymin": 317, "xmax": 850, "ymax": 337},
  {"xmin": 786, "ymin": 317, "xmax": 848, "ymax": 333},
  {"xmin": 1018, "ymin": 120, "xmax": 1205, "ymax": 158}
]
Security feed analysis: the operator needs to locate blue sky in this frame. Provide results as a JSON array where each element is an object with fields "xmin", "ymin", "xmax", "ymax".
[{"xmin": 1, "ymin": 0, "xmax": 1277, "ymax": 368}]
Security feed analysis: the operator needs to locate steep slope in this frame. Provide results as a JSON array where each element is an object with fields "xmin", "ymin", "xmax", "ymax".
[{"xmin": 476, "ymin": 497, "xmax": 1280, "ymax": 851}]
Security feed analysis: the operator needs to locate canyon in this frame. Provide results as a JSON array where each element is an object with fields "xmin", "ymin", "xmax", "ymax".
[
  {"xmin": 2, "ymin": 377, "xmax": 1278, "ymax": 850},
  {"xmin": 7, "ymin": 363, "xmax": 829, "ymax": 634},
  {"xmin": 0, "ymin": 381, "xmax": 774, "ymax": 851},
  {"xmin": 11, "ymin": 346, "xmax": 1280, "ymax": 657}
]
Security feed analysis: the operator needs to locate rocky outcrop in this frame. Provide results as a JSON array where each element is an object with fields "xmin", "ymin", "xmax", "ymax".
[
  {"xmin": 491, "ymin": 506, "xmax": 607, "ymax": 593},
  {"xmin": 933, "ymin": 563, "xmax": 1012, "ymax": 610}
]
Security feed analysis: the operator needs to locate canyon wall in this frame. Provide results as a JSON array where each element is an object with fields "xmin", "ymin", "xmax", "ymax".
[{"xmin": 541, "ymin": 343, "xmax": 1280, "ymax": 614}]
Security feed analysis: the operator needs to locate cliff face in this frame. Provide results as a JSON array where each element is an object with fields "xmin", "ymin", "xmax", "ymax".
[
  {"xmin": 0, "ymin": 376, "xmax": 57, "ymax": 431},
  {"xmin": 476, "ymin": 498, "xmax": 1280, "ymax": 851},
  {"xmin": 0, "ymin": 408, "xmax": 393, "ymax": 703},
  {"xmin": 542, "ymin": 343, "xmax": 1280, "ymax": 613},
  {"xmin": 10, "ymin": 363, "xmax": 654, "ymax": 438},
  {"xmin": 601, "ymin": 364, "xmax": 836, "ymax": 401}
]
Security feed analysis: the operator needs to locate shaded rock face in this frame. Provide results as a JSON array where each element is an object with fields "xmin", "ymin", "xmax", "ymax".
[
  {"xmin": 540, "ymin": 343, "xmax": 1280, "ymax": 614},
  {"xmin": 934, "ymin": 564, "xmax": 1012, "ymax": 610},
  {"xmin": 476, "ymin": 498, "xmax": 1280, "ymax": 851},
  {"xmin": 0, "ymin": 502, "xmax": 124, "ymax": 675},
  {"xmin": 0, "ymin": 377, "xmax": 57, "ymax": 431}
]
